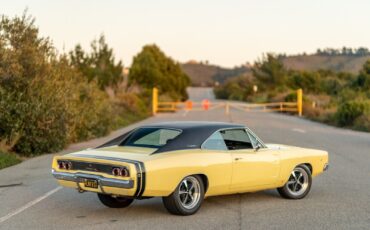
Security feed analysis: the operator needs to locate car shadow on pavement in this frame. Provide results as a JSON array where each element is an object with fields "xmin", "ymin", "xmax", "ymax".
[
  {"xmin": 203, "ymin": 190, "xmax": 280, "ymax": 213},
  {"xmin": 113, "ymin": 190, "xmax": 282, "ymax": 216}
]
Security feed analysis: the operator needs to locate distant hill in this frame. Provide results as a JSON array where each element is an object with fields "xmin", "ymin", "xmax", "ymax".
[
  {"xmin": 182, "ymin": 52, "xmax": 370, "ymax": 86},
  {"xmin": 282, "ymin": 54, "xmax": 370, "ymax": 73},
  {"xmin": 181, "ymin": 62, "xmax": 250, "ymax": 86}
]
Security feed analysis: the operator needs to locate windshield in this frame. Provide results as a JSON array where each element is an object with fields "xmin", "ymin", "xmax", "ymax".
[{"xmin": 120, "ymin": 127, "xmax": 182, "ymax": 148}]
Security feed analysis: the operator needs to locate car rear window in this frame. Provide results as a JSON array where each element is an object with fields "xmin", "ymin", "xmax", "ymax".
[{"xmin": 120, "ymin": 127, "xmax": 182, "ymax": 148}]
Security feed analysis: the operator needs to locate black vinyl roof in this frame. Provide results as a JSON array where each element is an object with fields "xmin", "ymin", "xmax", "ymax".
[{"xmin": 97, "ymin": 121, "xmax": 245, "ymax": 153}]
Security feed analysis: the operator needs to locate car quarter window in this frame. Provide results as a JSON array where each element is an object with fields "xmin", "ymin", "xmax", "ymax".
[
  {"xmin": 220, "ymin": 129, "xmax": 253, "ymax": 150},
  {"xmin": 202, "ymin": 131, "xmax": 228, "ymax": 151},
  {"xmin": 247, "ymin": 130, "xmax": 259, "ymax": 148}
]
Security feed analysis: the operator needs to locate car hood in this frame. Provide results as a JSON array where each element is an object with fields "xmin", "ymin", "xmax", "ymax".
[
  {"xmin": 266, "ymin": 143, "xmax": 292, "ymax": 150},
  {"xmin": 266, "ymin": 143, "xmax": 327, "ymax": 155}
]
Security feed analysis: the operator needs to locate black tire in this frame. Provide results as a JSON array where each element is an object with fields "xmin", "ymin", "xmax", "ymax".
[
  {"xmin": 97, "ymin": 193, "xmax": 134, "ymax": 208},
  {"xmin": 277, "ymin": 164, "xmax": 312, "ymax": 199},
  {"xmin": 162, "ymin": 175, "xmax": 205, "ymax": 215}
]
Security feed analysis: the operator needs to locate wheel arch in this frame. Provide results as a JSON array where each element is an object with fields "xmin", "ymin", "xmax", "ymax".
[
  {"xmin": 301, "ymin": 163, "xmax": 313, "ymax": 174},
  {"xmin": 195, "ymin": 174, "xmax": 209, "ymax": 193},
  {"xmin": 175, "ymin": 173, "xmax": 209, "ymax": 194},
  {"xmin": 279, "ymin": 162, "xmax": 313, "ymax": 187}
]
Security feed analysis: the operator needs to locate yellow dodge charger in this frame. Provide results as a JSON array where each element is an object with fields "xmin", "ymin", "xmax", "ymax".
[{"xmin": 52, "ymin": 122, "xmax": 329, "ymax": 215}]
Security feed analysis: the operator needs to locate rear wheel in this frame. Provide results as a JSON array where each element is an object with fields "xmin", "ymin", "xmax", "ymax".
[
  {"xmin": 277, "ymin": 164, "xmax": 312, "ymax": 199},
  {"xmin": 97, "ymin": 194, "xmax": 134, "ymax": 208},
  {"xmin": 162, "ymin": 175, "xmax": 205, "ymax": 215}
]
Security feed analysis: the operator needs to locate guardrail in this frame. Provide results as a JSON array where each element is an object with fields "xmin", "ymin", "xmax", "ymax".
[{"xmin": 152, "ymin": 88, "xmax": 303, "ymax": 116}]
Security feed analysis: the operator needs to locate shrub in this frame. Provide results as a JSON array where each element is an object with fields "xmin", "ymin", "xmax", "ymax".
[
  {"xmin": 335, "ymin": 101, "xmax": 366, "ymax": 126},
  {"xmin": 214, "ymin": 75, "xmax": 254, "ymax": 101},
  {"xmin": 353, "ymin": 114, "xmax": 370, "ymax": 132},
  {"xmin": 322, "ymin": 77, "xmax": 344, "ymax": 95},
  {"xmin": 112, "ymin": 92, "xmax": 150, "ymax": 128}
]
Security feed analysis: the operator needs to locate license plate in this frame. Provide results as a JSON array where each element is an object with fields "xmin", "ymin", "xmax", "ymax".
[{"xmin": 84, "ymin": 179, "xmax": 98, "ymax": 188}]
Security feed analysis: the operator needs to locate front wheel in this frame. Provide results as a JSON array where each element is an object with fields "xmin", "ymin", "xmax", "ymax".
[
  {"xmin": 97, "ymin": 193, "xmax": 134, "ymax": 208},
  {"xmin": 277, "ymin": 164, "xmax": 312, "ymax": 199},
  {"xmin": 162, "ymin": 175, "xmax": 205, "ymax": 215}
]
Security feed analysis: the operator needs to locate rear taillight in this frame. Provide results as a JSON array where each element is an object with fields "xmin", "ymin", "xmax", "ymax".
[
  {"xmin": 58, "ymin": 160, "xmax": 72, "ymax": 170},
  {"xmin": 112, "ymin": 167, "xmax": 121, "ymax": 176},
  {"xmin": 66, "ymin": 161, "xmax": 72, "ymax": 170},
  {"xmin": 112, "ymin": 167, "xmax": 129, "ymax": 177},
  {"xmin": 121, "ymin": 168, "xmax": 129, "ymax": 177}
]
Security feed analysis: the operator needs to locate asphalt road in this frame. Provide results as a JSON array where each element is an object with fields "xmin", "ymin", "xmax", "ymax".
[{"xmin": 0, "ymin": 87, "xmax": 369, "ymax": 230}]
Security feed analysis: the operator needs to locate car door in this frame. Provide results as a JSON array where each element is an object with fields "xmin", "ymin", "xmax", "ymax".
[
  {"xmin": 201, "ymin": 131, "xmax": 233, "ymax": 195},
  {"xmin": 220, "ymin": 128, "xmax": 280, "ymax": 190}
]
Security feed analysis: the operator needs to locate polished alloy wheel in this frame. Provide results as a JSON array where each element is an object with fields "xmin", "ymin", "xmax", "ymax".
[
  {"xmin": 286, "ymin": 167, "xmax": 309, "ymax": 196},
  {"xmin": 178, "ymin": 176, "xmax": 201, "ymax": 209},
  {"xmin": 162, "ymin": 175, "xmax": 205, "ymax": 215}
]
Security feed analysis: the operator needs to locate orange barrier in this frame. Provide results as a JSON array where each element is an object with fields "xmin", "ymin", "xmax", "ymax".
[
  {"xmin": 185, "ymin": 101, "xmax": 193, "ymax": 110},
  {"xmin": 202, "ymin": 99, "xmax": 210, "ymax": 110}
]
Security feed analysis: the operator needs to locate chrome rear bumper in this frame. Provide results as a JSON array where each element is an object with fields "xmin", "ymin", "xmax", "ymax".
[{"xmin": 51, "ymin": 169, "xmax": 134, "ymax": 190}]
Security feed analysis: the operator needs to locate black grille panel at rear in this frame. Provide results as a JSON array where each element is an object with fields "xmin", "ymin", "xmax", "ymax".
[{"xmin": 69, "ymin": 161, "xmax": 114, "ymax": 174}]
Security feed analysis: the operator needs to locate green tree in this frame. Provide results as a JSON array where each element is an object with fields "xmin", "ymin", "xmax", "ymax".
[
  {"xmin": 0, "ymin": 13, "xmax": 112, "ymax": 155},
  {"xmin": 287, "ymin": 70, "xmax": 322, "ymax": 93},
  {"xmin": 252, "ymin": 53, "xmax": 287, "ymax": 88},
  {"xmin": 129, "ymin": 44, "xmax": 190, "ymax": 101},
  {"xmin": 70, "ymin": 35, "xmax": 123, "ymax": 90}
]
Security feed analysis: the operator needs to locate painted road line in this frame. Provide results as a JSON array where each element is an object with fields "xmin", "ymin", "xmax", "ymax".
[
  {"xmin": 0, "ymin": 186, "xmax": 62, "ymax": 224},
  {"xmin": 292, "ymin": 128, "xmax": 306, "ymax": 133}
]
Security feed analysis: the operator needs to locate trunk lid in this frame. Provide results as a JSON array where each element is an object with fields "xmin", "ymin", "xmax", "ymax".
[{"xmin": 65, "ymin": 146, "xmax": 156, "ymax": 162}]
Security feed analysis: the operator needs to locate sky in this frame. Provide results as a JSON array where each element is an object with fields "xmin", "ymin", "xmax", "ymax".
[{"xmin": 1, "ymin": 0, "xmax": 370, "ymax": 68}]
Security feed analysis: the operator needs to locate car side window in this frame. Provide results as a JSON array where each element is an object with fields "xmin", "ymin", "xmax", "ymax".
[
  {"xmin": 220, "ymin": 129, "xmax": 253, "ymax": 150},
  {"xmin": 202, "ymin": 131, "xmax": 228, "ymax": 151}
]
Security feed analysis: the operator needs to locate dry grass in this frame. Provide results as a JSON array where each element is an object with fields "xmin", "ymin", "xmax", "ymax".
[{"xmin": 0, "ymin": 151, "xmax": 21, "ymax": 169}]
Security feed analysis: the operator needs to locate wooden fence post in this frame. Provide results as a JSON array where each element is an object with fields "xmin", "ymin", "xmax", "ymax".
[{"xmin": 225, "ymin": 102, "xmax": 229, "ymax": 115}]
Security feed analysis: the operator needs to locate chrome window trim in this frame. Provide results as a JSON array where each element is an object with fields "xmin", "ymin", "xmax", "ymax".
[{"xmin": 244, "ymin": 127, "xmax": 267, "ymax": 149}]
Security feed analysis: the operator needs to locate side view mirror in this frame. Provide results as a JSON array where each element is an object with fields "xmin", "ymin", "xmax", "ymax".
[{"xmin": 255, "ymin": 143, "xmax": 262, "ymax": 152}]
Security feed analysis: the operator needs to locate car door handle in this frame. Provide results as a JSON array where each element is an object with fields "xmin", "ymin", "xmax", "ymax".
[{"xmin": 234, "ymin": 157, "xmax": 243, "ymax": 161}]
